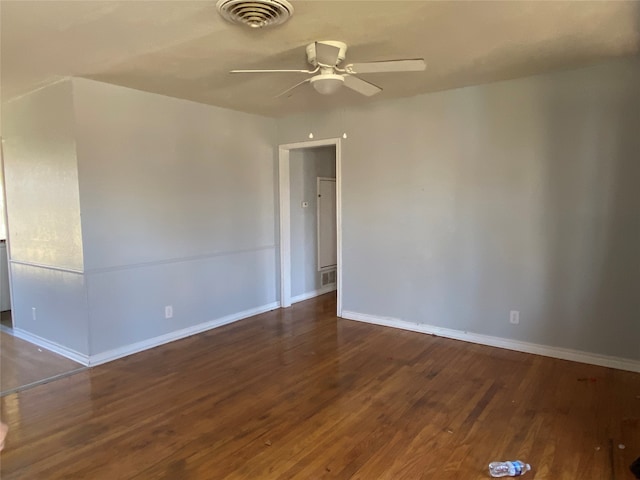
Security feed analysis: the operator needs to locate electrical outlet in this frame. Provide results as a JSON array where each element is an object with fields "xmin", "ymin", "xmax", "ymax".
[
  {"xmin": 509, "ymin": 310, "xmax": 520, "ymax": 325},
  {"xmin": 32, "ymin": 307, "xmax": 37, "ymax": 321},
  {"xmin": 165, "ymin": 305, "xmax": 173, "ymax": 319}
]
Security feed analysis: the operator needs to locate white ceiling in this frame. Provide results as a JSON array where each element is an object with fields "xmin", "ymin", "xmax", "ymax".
[{"xmin": 2, "ymin": 0, "xmax": 639, "ymax": 118}]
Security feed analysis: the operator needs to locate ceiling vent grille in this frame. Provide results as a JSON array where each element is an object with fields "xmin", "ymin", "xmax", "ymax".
[{"xmin": 216, "ymin": 0, "xmax": 294, "ymax": 29}]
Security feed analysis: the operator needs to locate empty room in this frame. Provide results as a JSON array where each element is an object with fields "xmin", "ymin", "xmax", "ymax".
[{"xmin": 0, "ymin": 1, "xmax": 639, "ymax": 479}]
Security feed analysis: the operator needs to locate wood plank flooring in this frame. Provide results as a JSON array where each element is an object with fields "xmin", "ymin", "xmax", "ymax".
[
  {"xmin": 0, "ymin": 330, "xmax": 85, "ymax": 395},
  {"xmin": 0, "ymin": 293, "xmax": 638, "ymax": 479}
]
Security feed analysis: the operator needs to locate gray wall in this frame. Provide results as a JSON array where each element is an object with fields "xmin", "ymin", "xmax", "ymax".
[
  {"xmin": 2, "ymin": 58, "xmax": 638, "ymax": 363},
  {"xmin": 1, "ymin": 78, "xmax": 278, "ymax": 357},
  {"xmin": 290, "ymin": 146, "xmax": 336, "ymax": 298},
  {"xmin": 2, "ymin": 80, "xmax": 84, "ymax": 270},
  {"xmin": 278, "ymin": 57, "xmax": 640, "ymax": 361},
  {"xmin": 1, "ymin": 80, "xmax": 89, "ymax": 354},
  {"xmin": 9, "ymin": 264, "xmax": 89, "ymax": 354},
  {"xmin": 72, "ymin": 79, "xmax": 278, "ymax": 355}
]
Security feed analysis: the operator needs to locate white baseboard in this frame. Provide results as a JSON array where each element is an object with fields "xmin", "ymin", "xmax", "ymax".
[
  {"xmin": 10, "ymin": 328, "xmax": 90, "ymax": 366},
  {"xmin": 88, "ymin": 301, "xmax": 281, "ymax": 367},
  {"xmin": 341, "ymin": 310, "xmax": 640, "ymax": 373},
  {"xmin": 291, "ymin": 285, "xmax": 337, "ymax": 304}
]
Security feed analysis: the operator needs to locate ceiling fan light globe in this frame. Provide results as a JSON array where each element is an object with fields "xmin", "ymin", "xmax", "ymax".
[{"xmin": 310, "ymin": 74, "xmax": 344, "ymax": 95}]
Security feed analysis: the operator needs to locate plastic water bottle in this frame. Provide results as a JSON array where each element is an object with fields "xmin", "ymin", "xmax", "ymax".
[{"xmin": 488, "ymin": 460, "xmax": 531, "ymax": 477}]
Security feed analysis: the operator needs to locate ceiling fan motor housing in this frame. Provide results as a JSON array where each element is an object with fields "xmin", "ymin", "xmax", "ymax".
[{"xmin": 306, "ymin": 41, "xmax": 347, "ymax": 66}]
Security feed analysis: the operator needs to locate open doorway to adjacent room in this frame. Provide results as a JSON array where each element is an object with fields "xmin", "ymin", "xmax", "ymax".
[{"xmin": 278, "ymin": 138, "xmax": 342, "ymax": 314}]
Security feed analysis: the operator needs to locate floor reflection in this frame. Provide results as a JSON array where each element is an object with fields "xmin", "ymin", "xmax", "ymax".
[{"xmin": 0, "ymin": 329, "xmax": 86, "ymax": 396}]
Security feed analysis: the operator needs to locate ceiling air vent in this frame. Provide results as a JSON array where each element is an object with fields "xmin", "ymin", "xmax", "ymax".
[{"xmin": 216, "ymin": 0, "xmax": 294, "ymax": 29}]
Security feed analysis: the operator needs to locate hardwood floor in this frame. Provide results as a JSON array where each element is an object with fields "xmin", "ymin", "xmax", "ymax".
[
  {"xmin": 0, "ymin": 330, "xmax": 85, "ymax": 395},
  {"xmin": 0, "ymin": 293, "xmax": 638, "ymax": 479}
]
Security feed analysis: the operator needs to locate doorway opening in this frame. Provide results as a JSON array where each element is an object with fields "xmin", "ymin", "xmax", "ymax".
[
  {"xmin": 0, "ymin": 139, "xmax": 12, "ymax": 331},
  {"xmin": 278, "ymin": 138, "xmax": 342, "ymax": 316}
]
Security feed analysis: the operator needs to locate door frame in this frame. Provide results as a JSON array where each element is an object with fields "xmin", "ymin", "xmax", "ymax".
[{"xmin": 278, "ymin": 138, "xmax": 342, "ymax": 316}]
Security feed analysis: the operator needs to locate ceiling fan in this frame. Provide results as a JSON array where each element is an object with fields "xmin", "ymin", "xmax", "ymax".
[{"xmin": 230, "ymin": 41, "xmax": 426, "ymax": 97}]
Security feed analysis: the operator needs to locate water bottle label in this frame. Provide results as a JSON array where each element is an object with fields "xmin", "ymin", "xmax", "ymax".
[{"xmin": 509, "ymin": 461, "xmax": 524, "ymax": 476}]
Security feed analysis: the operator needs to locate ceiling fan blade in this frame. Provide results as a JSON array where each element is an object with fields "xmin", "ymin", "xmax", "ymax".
[
  {"xmin": 315, "ymin": 42, "xmax": 341, "ymax": 66},
  {"xmin": 343, "ymin": 75, "xmax": 382, "ymax": 97},
  {"xmin": 275, "ymin": 78, "xmax": 311, "ymax": 98},
  {"xmin": 346, "ymin": 59, "xmax": 426, "ymax": 74},
  {"xmin": 231, "ymin": 69, "xmax": 314, "ymax": 74}
]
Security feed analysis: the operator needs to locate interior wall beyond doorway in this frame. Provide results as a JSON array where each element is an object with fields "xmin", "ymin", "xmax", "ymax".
[{"xmin": 289, "ymin": 146, "xmax": 336, "ymax": 300}]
